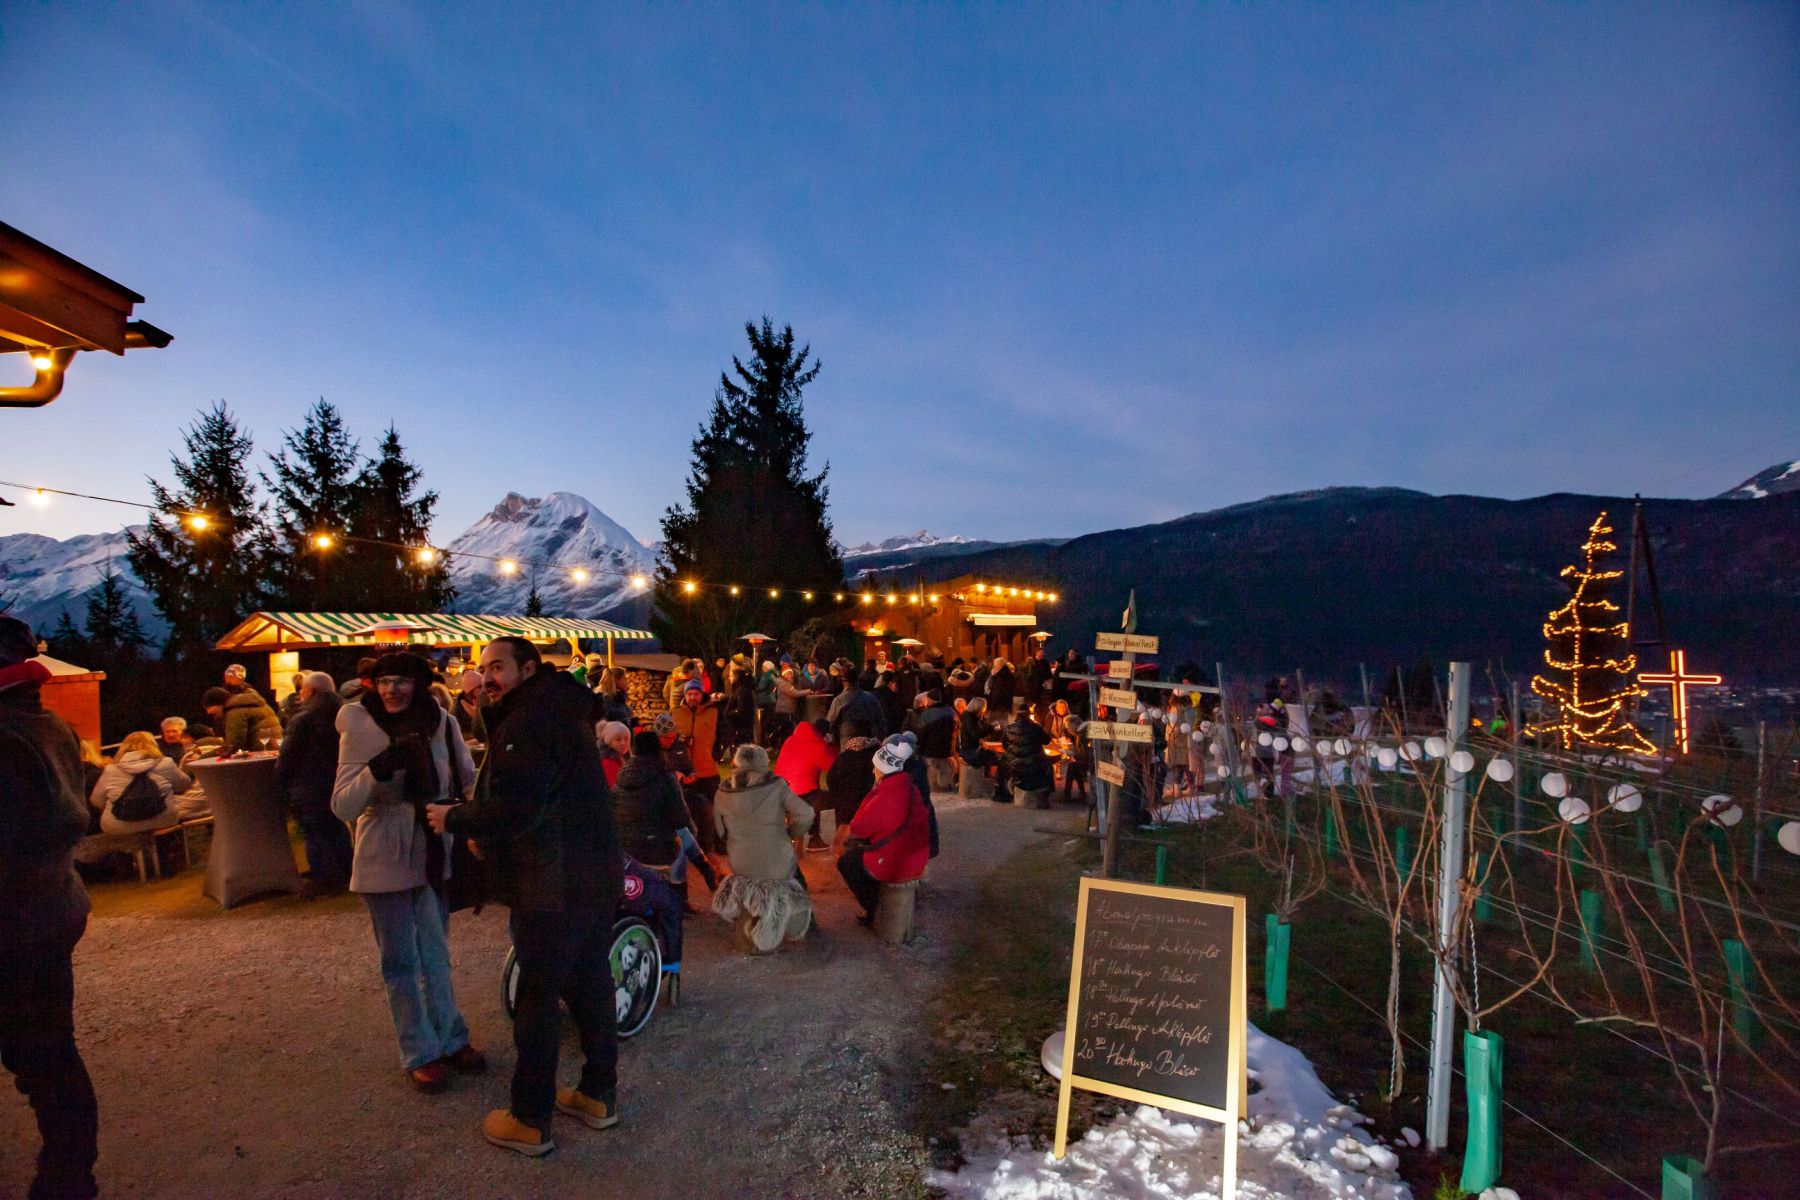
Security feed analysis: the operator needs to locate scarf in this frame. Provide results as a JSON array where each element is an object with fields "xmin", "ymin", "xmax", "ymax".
[{"xmin": 361, "ymin": 688, "xmax": 443, "ymax": 801}]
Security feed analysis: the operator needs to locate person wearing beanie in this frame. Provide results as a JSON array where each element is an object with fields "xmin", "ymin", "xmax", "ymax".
[
  {"xmin": 612, "ymin": 730, "xmax": 713, "ymax": 909},
  {"xmin": 825, "ymin": 666, "xmax": 886, "ymax": 749},
  {"xmin": 838, "ymin": 737, "xmax": 931, "ymax": 925},
  {"xmin": 203, "ymin": 668, "xmax": 281, "ymax": 756},
  {"xmin": 595, "ymin": 721, "xmax": 631, "ymax": 787},
  {"xmin": 710, "ymin": 743, "xmax": 814, "ymax": 952},
  {"xmin": 671, "ymin": 680, "xmax": 723, "ymax": 857},
  {"xmin": 0, "ymin": 616, "xmax": 100, "ymax": 1199},
  {"xmin": 883, "ymin": 731, "xmax": 939, "ymax": 858}
]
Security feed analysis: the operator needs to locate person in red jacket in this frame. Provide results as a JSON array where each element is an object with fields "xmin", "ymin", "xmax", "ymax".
[
  {"xmin": 775, "ymin": 718, "xmax": 838, "ymax": 850},
  {"xmin": 837, "ymin": 739, "xmax": 930, "ymax": 926}
]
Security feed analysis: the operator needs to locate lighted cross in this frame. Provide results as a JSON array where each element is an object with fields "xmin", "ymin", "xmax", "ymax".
[{"xmin": 1640, "ymin": 649, "xmax": 1723, "ymax": 755}]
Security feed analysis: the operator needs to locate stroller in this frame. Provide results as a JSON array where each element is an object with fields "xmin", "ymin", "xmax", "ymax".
[{"xmin": 499, "ymin": 856, "xmax": 684, "ymax": 1039}]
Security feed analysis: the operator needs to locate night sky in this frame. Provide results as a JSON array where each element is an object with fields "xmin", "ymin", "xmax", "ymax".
[{"xmin": 4, "ymin": 3, "xmax": 1796, "ymax": 545}]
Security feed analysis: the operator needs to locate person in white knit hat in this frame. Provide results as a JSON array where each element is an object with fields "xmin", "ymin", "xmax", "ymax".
[{"xmin": 837, "ymin": 739, "xmax": 931, "ymax": 926}]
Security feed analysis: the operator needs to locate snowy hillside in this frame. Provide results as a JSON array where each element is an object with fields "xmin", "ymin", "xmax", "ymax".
[
  {"xmin": 446, "ymin": 492, "xmax": 657, "ymax": 617},
  {"xmin": 1719, "ymin": 459, "xmax": 1800, "ymax": 499},
  {"xmin": 841, "ymin": 529, "xmax": 972, "ymax": 557},
  {"xmin": 0, "ymin": 527, "xmax": 159, "ymax": 637}
]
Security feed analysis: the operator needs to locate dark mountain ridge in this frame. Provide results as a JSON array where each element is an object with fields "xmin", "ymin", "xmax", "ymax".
[{"xmin": 876, "ymin": 487, "xmax": 1800, "ymax": 687}]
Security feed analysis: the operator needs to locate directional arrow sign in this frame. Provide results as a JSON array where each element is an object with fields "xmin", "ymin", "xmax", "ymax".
[
  {"xmin": 1095, "ymin": 760, "xmax": 1126, "ymax": 786},
  {"xmin": 1086, "ymin": 720, "xmax": 1153, "ymax": 744},
  {"xmin": 1096, "ymin": 632, "xmax": 1159, "ymax": 654},
  {"xmin": 1099, "ymin": 687, "xmax": 1140, "ymax": 710}
]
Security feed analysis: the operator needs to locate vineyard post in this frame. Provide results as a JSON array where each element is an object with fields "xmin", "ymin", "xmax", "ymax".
[{"xmin": 1426, "ymin": 661, "xmax": 1472, "ymax": 1151}]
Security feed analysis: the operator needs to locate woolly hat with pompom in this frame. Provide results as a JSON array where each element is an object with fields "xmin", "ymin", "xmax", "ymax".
[{"xmin": 872, "ymin": 739, "xmax": 913, "ymax": 777}]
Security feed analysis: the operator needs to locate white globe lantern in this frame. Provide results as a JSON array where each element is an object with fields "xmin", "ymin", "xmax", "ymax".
[
  {"xmin": 1485, "ymin": 758, "xmax": 1515, "ymax": 783},
  {"xmin": 1778, "ymin": 822, "xmax": 1800, "ymax": 855},
  {"xmin": 1702, "ymin": 795, "xmax": 1741, "ymax": 827},
  {"xmin": 1258, "ymin": 731, "xmax": 1273, "ymax": 747},
  {"xmin": 1450, "ymin": 750, "xmax": 1475, "ymax": 774},
  {"xmin": 1401, "ymin": 741, "xmax": 1421, "ymax": 762},
  {"xmin": 1541, "ymin": 772, "xmax": 1568, "ymax": 799},
  {"xmin": 1425, "ymin": 736, "xmax": 1447, "ymax": 759},
  {"xmin": 1558, "ymin": 797, "xmax": 1591, "ymax": 825},
  {"xmin": 1607, "ymin": 784, "xmax": 1642, "ymax": 814},
  {"xmin": 1377, "ymin": 748, "xmax": 1399, "ymax": 770},
  {"xmin": 1334, "ymin": 738, "xmax": 1350, "ymax": 756},
  {"xmin": 1273, "ymin": 736, "xmax": 1289, "ymax": 752}
]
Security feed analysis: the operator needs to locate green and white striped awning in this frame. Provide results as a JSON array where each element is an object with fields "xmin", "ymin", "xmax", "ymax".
[{"xmin": 215, "ymin": 611, "xmax": 655, "ymax": 651}]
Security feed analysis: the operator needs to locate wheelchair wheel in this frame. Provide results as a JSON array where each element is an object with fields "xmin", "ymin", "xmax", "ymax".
[
  {"xmin": 499, "ymin": 916, "xmax": 664, "ymax": 1040},
  {"xmin": 611, "ymin": 915, "xmax": 663, "ymax": 1039}
]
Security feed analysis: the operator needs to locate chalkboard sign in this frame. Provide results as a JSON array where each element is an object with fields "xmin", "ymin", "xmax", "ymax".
[{"xmin": 1053, "ymin": 877, "xmax": 1246, "ymax": 1196}]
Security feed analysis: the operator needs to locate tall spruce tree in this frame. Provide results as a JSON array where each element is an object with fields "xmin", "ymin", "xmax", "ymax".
[
  {"xmin": 653, "ymin": 319, "xmax": 844, "ymax": 662},
  {"xmin": 83, "ymin": 564, "xmax": 149, "ymax": 662},
  {"xmin": 345, "ymin": 424, "xmax": 454, "ymax": 611},
  {"xmin": 126, "ymin": 402, "xmax": 270, "ymax": 658},
  {"xmin": 46, "ymin": 611, "xmax": 87, "ymax": 660},
  {"xmin": 262, "ymin": 398, "xmax": 362, "ymax": 610}
]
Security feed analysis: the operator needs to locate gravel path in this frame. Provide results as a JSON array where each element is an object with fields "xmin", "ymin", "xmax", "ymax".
[{"xmin": 3, "ymin": 795, "xmax": 1069, "ymax": 1198}]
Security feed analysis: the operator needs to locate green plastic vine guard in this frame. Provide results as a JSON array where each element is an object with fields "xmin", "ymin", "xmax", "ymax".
[
  {"xmin": 1578, "ymin": 888, "xmax": 1603, "ymax": 972},
  {"xmin": 1648, "ymin": 842, "xmax": 1676, "ymax": 915},
  {"xmin": 1661, "ymin": 1154, "xmax": 1720, "ymax": 1200},
  {"xmin": 1264, "ymin": 913, "xmax": 1290, "ymax": 1012},
  {"xmin": 1723, "ymin": 938, "xmax": 1762, "ymax": 1045},
  {"xmin": 1459, "ymin": 1029, "xmax": 1502, "ymax": 1193},
  {"xmin": 1323, "ymin": 810, "xmax": 1340, "ymax": 859},
  {"xmin": 1154, "ymin": 844, "xmax": 1168, "ymax": 886},
  {"xmin": 1393, "ymin": 825, "xmax": 1411, "ymax": 878},
  {"xmin": 1634, "ymin": 810, "xmax": 1650, "ymax": 853}
]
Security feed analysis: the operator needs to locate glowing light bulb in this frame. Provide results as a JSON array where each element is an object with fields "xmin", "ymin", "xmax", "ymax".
[
  {"xmin": 803, "ymin": 591, "xmax": 814, "ymax": 601},
  {"xmin": 499, "ymin": 560, "xmax": 518, "ymax": 576},
  {"xmin": 928, "ymin": 593, "xmax": 939, "ymax": 603},
  {"xmin": 729, "ymin": 586, "xmax": 741, "ymax": 596},
  {"xmin": 29, "ymin": 488, "xmax": 49, "ymax": 506},
  {"xmin": 311, "ymin": 533, "xmax": 333, "ymax": 550},
  {"xmin": 186, "ymin": 514, "xmax": 210, "ymax": 531},
  {"xmin": 571, "ymin": 568, "xmax": 589, "ymax": 583},
  {"xmin": 1048, "ymin": 593, "xmax": 1058, "ymax": 603},
  {"xmin": 860, "ymin": 594, "xmax": 872, "ymax": 605},
  {"xmin": 682, "ymin": 581, "xmax": 698, "ymax": 594},
  {"xmin": 30, "ymin": 354, "xmax": 53, "ymax": 371},
  {"xmin": 908, "ymin": 594, "xmax": 920, "ymax": 604},
  {"xmin": 975, "ymin": 584, "xmax": 986, "ymax": 593},
  {"xmin": 414, "ymin": 546, "xmax": 437, "ymax": 565},
  {"xmin": 630, "ymin": 574, "xmax": 648, "ymax": 590},
  {"xmin": 833, "ymin": 593, "xmax": 844, "ymax": 602},
  {"xmin": 885, "ymin": 593, "xmax": 897, "ymax": 605}
]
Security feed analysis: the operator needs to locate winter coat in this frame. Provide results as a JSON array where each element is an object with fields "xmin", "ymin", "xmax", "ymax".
[
  {"xmin": 220, "ymin": 686, "xmax": 281, "ymax": 753},
  {"xmin": 277, "ymin": 690, "xmax": 343, "ymax": 817},
  {"xmin": 826, "ymin": 687, "xmax": 886, "ymax": 748},
  {"xmin": 773, "ymin": 675, "xmax": 809, "ymax": 716},
  {"xmin": 754, "ymin": 668, "xmax": 778, "ymax": 712},
  {"xmin": 714, "ymin": 769, "xmax": 812, "ymax": 881},
  {"xmin": 906, "ymin": 703, "xmax": 956, "ymax": 760},
  {"xmin": 446, "ymin": 669, "xmax": 622, "ymax": 914},
  {"xmin": 332, "ymin": 700, "xmax": 475, "ymax": 895},
  {"xmin": 986, "ymin": 665, "xmax": 1017, "ymax": 717},
  {"xmin": 957, "ymin": 709, "xmax": 992, "ymax": 760},
  {"xmin": 672, "ymin": 701, "xmax": 720, "ymax": 779},
  {"xmin": 848, "ymin": 772, "xmax": 931, "ymax": 884},
  {"xmin": 1001, "ymin": 717, "xmax": 1054, "ymax": 792},
  {"xmin": 612, "ymin": 754, "xmax": 690, "ymax": 868},
  {"xmin": 1165, "ymin": 718, "xmax": 1190, "ymax": 767},
  {"xmin": 0, "ymin": 666, "xmax": 91, "ymax": 949},
  {"xmin": 774, "ymin": 720, "xmax": 837, "ymax": 796},
  {"xmin": 825, "ymin": 738, "xmax": 878, "ymax": 826},
  {"xmin": 1022, "ymin": 656, "xmax": 1051, "ymax": 705},
  {"xmin": 875, "ymin": 684, "xmax": 906, "ymax": 735},
  {"xmin": 91, "ymin": 752, "xmax": 194, "ymax": 832}
]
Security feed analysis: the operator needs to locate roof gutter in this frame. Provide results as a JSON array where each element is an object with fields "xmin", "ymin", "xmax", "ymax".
[{"xmin": 0, "ymin": 322, "xmax": 172, "ymax": 409}]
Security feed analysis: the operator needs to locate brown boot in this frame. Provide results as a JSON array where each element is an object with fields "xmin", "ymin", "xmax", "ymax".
[{"xmin": 482, "ymin": 1108, "xmax": 554, "ymax": 1156}]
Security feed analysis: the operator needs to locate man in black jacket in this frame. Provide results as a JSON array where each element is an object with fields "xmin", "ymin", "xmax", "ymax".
[
  {"xmin": 428, "ymin": 636, "xmax": 622, "ymax": 1158},
  {"xmin": 276, "ymin": 672, "xmax": 351, "ymax": 896},
  {"xmin": 0, "ymin": 616, "xmax": 98, "ymax": 1200}
]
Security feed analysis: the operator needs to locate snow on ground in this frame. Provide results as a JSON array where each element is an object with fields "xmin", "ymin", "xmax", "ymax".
[{"xmin": 929, "ymin": 1024, "xmax": 1410, "ymax": 1200}]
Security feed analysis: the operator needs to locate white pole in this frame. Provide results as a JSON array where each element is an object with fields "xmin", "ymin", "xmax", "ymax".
[{"xmin": 1426, "ymin": 661, "xmax": 1472, "ymax": 1150}]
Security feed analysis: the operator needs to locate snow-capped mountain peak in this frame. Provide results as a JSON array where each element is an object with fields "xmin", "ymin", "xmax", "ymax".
[
  {"xmin": 445, "ymin": 492, "xmax": 656, "ymax": 615},
  {"xmin": 841, "ymin": 530, "xmax": 971, "ymax": 558},
  {"xmin": 1720, "ymin": 460, "xmax": 1800, "ymax": 500}
]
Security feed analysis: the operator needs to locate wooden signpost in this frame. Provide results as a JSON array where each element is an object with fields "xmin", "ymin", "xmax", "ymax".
[
  {"xmin": 1054, "ymin": 877, "xmax": 1248, "ymax": 1199},
  {"xmin": 1106, "ymin": 659, "xmax": 1134, "ymax": 681},
  {"xmin": 1099, "ymin": 686, "xmax": 1140, "ymax": 711},
  {"xmin": 1094, "ymin": 759, "xmax": 1126, "ymax": 787}
]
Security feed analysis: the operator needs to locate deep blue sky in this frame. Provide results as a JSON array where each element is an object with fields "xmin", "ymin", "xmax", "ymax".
[{"xmin": 3, "ymin": 3, "xmax": 1796, "ymax": 546}]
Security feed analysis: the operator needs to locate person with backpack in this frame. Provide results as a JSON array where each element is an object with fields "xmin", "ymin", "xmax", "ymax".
[
  {"xmin": 332, "ymin": 652, "xmax": 485, "ymax": 1095},
  {"xmin": 90, "ymin": 730, "xmax": 209, "ymax": 833}
]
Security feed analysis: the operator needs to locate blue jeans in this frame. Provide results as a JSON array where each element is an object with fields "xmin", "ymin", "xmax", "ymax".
[{"xmin": 362, "ymin": 886, "xmax": 470, "ymax": 1070}]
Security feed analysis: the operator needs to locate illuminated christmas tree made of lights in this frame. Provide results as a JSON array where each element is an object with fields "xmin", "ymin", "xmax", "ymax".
[{"xmin": 1528, "ymin": 511, "xmax": 1657, "ymax": 755}]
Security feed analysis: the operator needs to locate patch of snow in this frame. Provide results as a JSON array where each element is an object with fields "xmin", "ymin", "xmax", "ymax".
[
  {"xmin": 840, "ymin": 529, "xmax": 971, "ymax": 557},
  {"xmin": 445, "ymin": 492, "xmax": 655, "ymax": 617},
  {"xmin": 932, "ymin": 1023, "xmax": 1411, "ymax": 1199}
]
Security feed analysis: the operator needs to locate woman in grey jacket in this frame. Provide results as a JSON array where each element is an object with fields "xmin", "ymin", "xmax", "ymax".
[
  {"xmin": 332, "ymin": 652, "xmax": 483, "ymax": 1093},
  {"xmin": 91, "ymin": 730, "xmax": 208, "ymax": 833}
]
